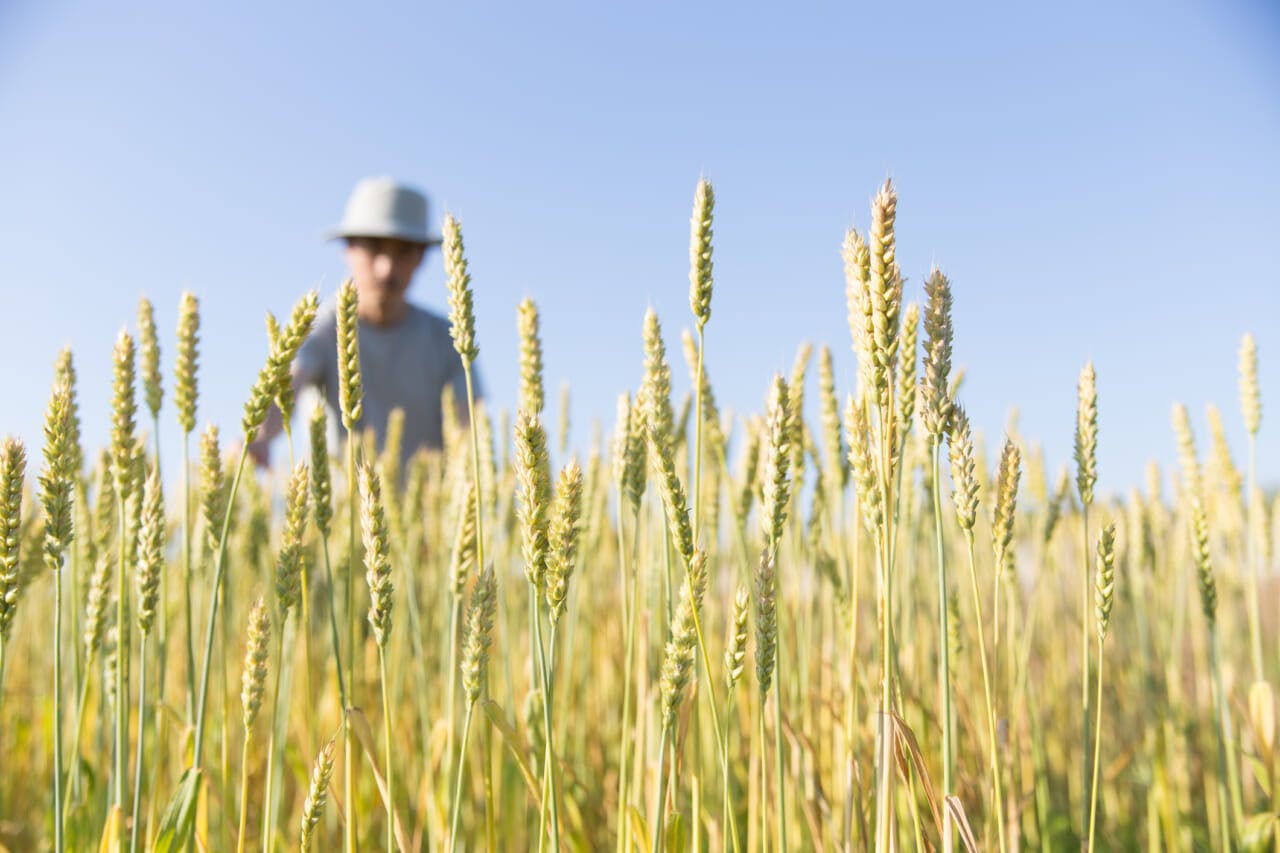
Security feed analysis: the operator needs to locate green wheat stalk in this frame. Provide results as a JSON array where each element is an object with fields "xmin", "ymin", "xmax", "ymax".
[
  {"xmin": 443, "ymin": 211, "xmax": 496, "ymax": 845},
  {"xmin": 1238, "ymin": 333, "xmax": 1264, "ymax": 684},
  {"xmin": 175, "ymin": 292, "xmax": 200, "ymax": 721},
  {"xmin": 39, "ymin": 373, "xmax": 75, "ymax": 853},
  {"xmin": 261, "ymin": 462, "xmax": 308, "ymax": 851},
  {"xmin": 449, "ymin": 565, "xmax": 495, "ymax": 852},
  {"xmin": 1075, "ymin": 361, "xmax": 1097, "ymax": 840},
  {"xmin": 1086, "ymin": 522, "xmax": 1116, "ymax": 852},
  {"xmin": 359, "ymin": 461, "xmax": 396, "ymax": 853},
  {"xmin": 921, "ymin": 266, "xmax": 956, "ymax": 844},
  {"xmin": 336, "ymin": 278, "xmax": 362, "ymax": 853},
  {"xmin": 947, "ymin": 406, "xmax": 1005, "ymax": 851},
  {"xmin": 108, "ymin": 328, "xmax": 137, "ymax": 842},
  {"xmin": 236, "ymin": 597, "xmax": 269, "ymax": 853}
]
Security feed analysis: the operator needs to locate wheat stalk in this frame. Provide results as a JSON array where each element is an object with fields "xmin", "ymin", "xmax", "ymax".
[
  {"xmin": 444, "ymin": 475, "xmax": 477, "ymax": 792},
  {"xmin": 868, "ymin": 179, "xmax": 901, "ymax": 416},
  {"xmin": 41, "ymin": 371, "xmax": 77, "ymax": 851},
  {"xmin": 128, "ymin": 467, "xmax": 162, "ymax": 853},
  {"xmin": 947, "ymin": 406, "xmax": 1004, "ymax": 850},
  {"xmin": 108, "ymin": 329, "xmax": 137, "ymax": 830},
  {"xmin": 760, "ymin": 373, "xmax": 793, "ymax": 849},
  {"xmin": 1178, "ymin": 407, "xmax": 1243, "ymax": 848},
  {"xmin": 359, "ymin": 461, "xmax": 396, "ymax": 851},
  {"xmin": 443, "ymin": 210, "xmax": 498, "ymax": 843},
  {"xmin": 1238, "ymin": 333, "xmax": 1265, "ymax": 685},
  {"xmin": 449, "ymin": 565, "xmax": 496, "ymax": 852},
  {"xmin": 612, "ymin": 391, "xmax": 645, "ymax": 853},
  {"xmin": 515, "ymin": 410, "xmax": 560, "ymax": 850},
  {"xmin": 1086, "ymin": 522, "xmax": 1116, "ymax": 851},
  {"xmin": 236, "ymin": 597, "xmax": 270, "ymax": 853},
  {"xmin": 334, "ymin": 279, "xmax": 363, "ymax": 853},
  {"xmin": 920, "ymin": 267, "xmax": 956, "ymax": 832},
  {"xmin": 174, "ymin": 292, "xmax": 200, "ymax": 717},
  {"xmin": 260, "ymin": 462, "xmax": 309, "ymax": 849},
  {"xmin": 1074, "ymin": 361, "xmax": 1097, "ymax": 839},
  {"xmin": 308, "ymin": 403, "xmax": 348, "ymax": 716},
  {"xmin": 653, "ymin": 549, "xmax": 707, "ymax": 853}
]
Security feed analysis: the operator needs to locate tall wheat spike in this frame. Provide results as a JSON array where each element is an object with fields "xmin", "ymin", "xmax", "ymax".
[
  {"xmin": 689, "ymin": 176, "xmax": 715, "ymax": 331},
  {"xmin": 174, "ymin": 293, "xmax": 199, "ymax": 435},
  {"xmin": 1086, "ymin": 522, "xmax": 1117, "ymax": 851},
  {"xmin": 444, "ymin": 213, "xmax": 479, "ymax": 365},
  {"xmin": 336, "ymin": 280, "xmax": 364, "ymax": 431},
  {"xmin": 1074, "ymin": 361, "xmax": 1098, "ymax": 839},
  {"xmin": 40, "ymin": 409, "xmax": 79, "ymax": 666},
  {"xmin": 108, "ymin": 329, "xmax": 137, "ymax": 825},
  {"xmin": 1237, "ymin": 333, "xmax": 1264, "ymax": 683},
  {"xmin": 137, "ymin": 297, "xmax": 163, "ymax": 420},
  {"xmin": 0, "ymin": 438, "xmax": 25, "ymax": 710},
  {"xmin": 518, "ymin": 299, "xmax": 545, "ymax": 418}
]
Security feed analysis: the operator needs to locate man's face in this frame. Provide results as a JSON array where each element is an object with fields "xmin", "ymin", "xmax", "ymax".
[{"xmin": 344, "ymin": 237, "xmax": 427, "ymax": 320}]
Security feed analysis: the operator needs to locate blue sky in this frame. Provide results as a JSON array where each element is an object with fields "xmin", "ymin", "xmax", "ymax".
[{"xmin": 1, "ymin": 0, "xmax": 1278, "ymax": 494}]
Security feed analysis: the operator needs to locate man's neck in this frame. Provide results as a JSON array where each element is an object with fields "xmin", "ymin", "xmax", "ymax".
[{"xmin": 359, "ymin": 300, "xmax": 410, "ymax": 327}]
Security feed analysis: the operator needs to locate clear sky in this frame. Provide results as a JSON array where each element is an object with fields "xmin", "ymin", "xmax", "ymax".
[{"xmin": 1, "ymin": 0, "xmax": 1278, "ymax": 495}]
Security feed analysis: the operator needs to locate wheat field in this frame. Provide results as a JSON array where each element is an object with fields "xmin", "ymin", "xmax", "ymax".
[{"xmin": 0, "ymin": 178, "xmax": 1274, "ymax": 852}]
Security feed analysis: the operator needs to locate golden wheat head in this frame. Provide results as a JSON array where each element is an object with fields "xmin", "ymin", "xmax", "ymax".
[
  {"xmin": 443, "ymin": 212, "xmax": 479, "ymax": 364},
  {"xmin": 688, "ymin": 176, "xmax": 715, "ymax": 329}
]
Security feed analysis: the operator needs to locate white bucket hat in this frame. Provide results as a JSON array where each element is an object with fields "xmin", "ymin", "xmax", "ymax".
[{"xmin": 327, "ymin": 177, "xmax": 442, "ymax": 246}]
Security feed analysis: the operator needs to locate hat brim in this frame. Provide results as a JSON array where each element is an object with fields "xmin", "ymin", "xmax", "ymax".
[{"xmin": 325, "ymin": 226, "xmax": 443, "ymax": 247}]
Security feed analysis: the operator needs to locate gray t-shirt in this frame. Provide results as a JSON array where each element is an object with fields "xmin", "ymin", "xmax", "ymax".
[{"xmin": 294, "ymin": 301, "xmax": 480, "ymax": 459}]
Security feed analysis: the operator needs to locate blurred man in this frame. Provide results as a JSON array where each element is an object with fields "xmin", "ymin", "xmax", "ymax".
[{"xmin": 249, "ymin": 177, "xmax": 480, "ymax": 466}]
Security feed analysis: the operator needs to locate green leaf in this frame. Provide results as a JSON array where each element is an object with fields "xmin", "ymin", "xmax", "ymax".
[
  {"xmin": 627, "ymin": 805, "xmax": 652, "ymax": 853},
  {"xmin": 945, "ymin": 795, "xmax": 981, "ymax": 853},
  {"xmin": 1245, "ymin": 751, "xmax": 1273, "ymax": 797},
  {"xmin": 347, "ymin": 707, "xmax": 411, "ymax": 853},
  {"xmin": 97, "ymin": 806, "xmax": 122, "ymax": 853},
  {"xmin": 1241, "ymin": 812, "xmax": 1278, "ymax": 853},
  {"xmin": 481, "ymin": 699, "xmax": 542, "ymax": 803},
  {"xmin": 664, "ymin": 811, "xmax": 686, "ymax": 852},
  {"xmin": 152, "ymin": 767, "xmax": 201, "ymax": 853}
]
